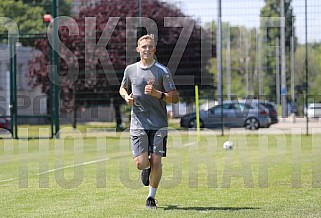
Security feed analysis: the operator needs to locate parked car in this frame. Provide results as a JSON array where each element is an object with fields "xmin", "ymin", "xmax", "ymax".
[
  {"xmin": 304, "ymin": 103, "xmax": 321, "ymax": 118},
  {"xmin": 180, "ymin": 100, "xmax": 271, "ymax": 130},
  {"xmin": 239, "ymin": 99, "xmax": 278, "ymax": 124},
  {"xmin": 0, "ymin": 117, "xmax": 10, "ymax": 130}
]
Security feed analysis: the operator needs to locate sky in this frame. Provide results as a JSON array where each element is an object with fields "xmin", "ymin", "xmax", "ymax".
[{"xmin": 165, "ymin": 0, "xmax": 321, "ymax": 44}]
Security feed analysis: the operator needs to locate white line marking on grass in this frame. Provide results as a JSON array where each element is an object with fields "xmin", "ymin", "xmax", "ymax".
[
  {"xmin": 183, "ymin": 141, "xmax": 198, "ymax": 147},
  {"xmin": 0, "ymin": 177, "xmax": 17, "ymax": 184},
  {"xmin": 37, "ymin": 157, "xmax": 110, "ymax": 176},
  {"xmin": 0, "ymin": 154, "xmax": 130, "ymax": 185}
]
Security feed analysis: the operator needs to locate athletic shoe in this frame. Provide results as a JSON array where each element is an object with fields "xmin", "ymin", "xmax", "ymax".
[
  {"xmin": 141, "ymin": 167, "xmax": 151, "ymax": 186},
  {"xmin": 146, "ymin": 197, "xmax": 157, "ymax": 209}
]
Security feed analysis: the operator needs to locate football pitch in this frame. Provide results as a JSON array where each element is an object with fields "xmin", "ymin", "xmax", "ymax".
[{"xmin": 1, "ymin": 128, "xmax": 321, "ymax": 217}]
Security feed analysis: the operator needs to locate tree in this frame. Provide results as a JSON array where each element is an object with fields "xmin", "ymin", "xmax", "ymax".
[
  {"xmin": 28, "ymin": 0, "xmax": 214, "ymax": 128},
  {"xmin": 0, "ymin": 0, "xmax": 44, "ymax": 35},
  {"xmin": 260, "ymin": 0, "xmax": 296, "ymax": 99},
  {"xmin": 294, "ymin": 44, "xmax": 321, "ymax": 94},
  {"xmin": 21, "ymin": 0, "xmax": 72, "ymax": 16},
  {"xmin": 206, "ymin": 21, "xmax": 258, "ymax": 98},
  {"xmin": 0, "ymin": 0, "xmax": 72, "ymax": 46}
]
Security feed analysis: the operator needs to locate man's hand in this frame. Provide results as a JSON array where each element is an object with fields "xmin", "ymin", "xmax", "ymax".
[
  {"xmin": 144, "ymin": 78, "xmax": 158, "ymax": 97},
  {"xmin": 144, "ymin": 84, "xmax": 156, "ymax": 96},
  {"xmin": 125, "ymin": 93, "xmax": 134, "ymax": 106}
]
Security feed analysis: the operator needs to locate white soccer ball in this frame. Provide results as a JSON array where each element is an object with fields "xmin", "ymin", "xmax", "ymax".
[{"xmin": 223, "ymin": 140, "xmax": 234, "ymax": 150}]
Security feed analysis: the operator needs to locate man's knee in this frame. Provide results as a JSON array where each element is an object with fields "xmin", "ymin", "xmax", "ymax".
[
  {"xmin": 150, "ymin": 158, "xmax": 162, "ymax": 170},
  {"xmin": 134, "ymin": 158, "xmax": 149, "ymax": 170}
]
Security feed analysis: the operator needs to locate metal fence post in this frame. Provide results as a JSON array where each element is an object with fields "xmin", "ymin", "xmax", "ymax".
[
  {"xmin": 9, "ymin": 36, "xmax": 18, "ymax": 139},
  {"xmin": 52, "ymin": 0, "xmax": 60, "ymax": 138}
]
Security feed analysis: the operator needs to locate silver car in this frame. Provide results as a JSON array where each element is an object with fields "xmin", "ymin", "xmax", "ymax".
[
  {"xmin": 238, "ymin": 99, "xmax": 278, "ymax": 124},
  {"xmin": 180, "ymin": 101, "xmax": 271, "ymax": 130}
]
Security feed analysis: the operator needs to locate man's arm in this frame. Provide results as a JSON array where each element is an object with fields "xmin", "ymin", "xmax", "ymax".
[
  {"xmin": 144, "ymin": 84, "xmax": 179, "ymax": 104},
  {"xmin": 162, "ymin": 90, "xmax": 179, "ymax": 104},
  {"xmin": 119, "ymin": 87, "xmax": 134, "ymax": 105}
]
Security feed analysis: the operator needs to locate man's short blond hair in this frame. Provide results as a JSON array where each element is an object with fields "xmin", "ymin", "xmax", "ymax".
[{"xmin": 137, "ymin": 34, "xmax": 155, "ymax": 45}]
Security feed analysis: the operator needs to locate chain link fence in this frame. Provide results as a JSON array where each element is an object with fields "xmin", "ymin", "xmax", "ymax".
[{"xmin": 1, "ymin": 0, "xmax": 320, "ymax": 137}]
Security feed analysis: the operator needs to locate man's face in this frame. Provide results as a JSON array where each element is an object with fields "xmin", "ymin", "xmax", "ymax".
[{"xmin": 136, "ymin": 39, "xmax": 156, "ymax": 61}]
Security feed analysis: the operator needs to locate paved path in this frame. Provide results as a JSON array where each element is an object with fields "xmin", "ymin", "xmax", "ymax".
[
  {"xmin": 168, "ymin": 117, "xmax": 321, "ymax": 135},
  {"xmin": 259, "ymin": 117, "xmax": 321, "ymax": 134},
  {"xmin": 202, "ymin": 117, "xmax": 321, "ymax": 134},
  {"xmin": 77, "ymin": 117, "xmax": 321, "ymax": 137}
]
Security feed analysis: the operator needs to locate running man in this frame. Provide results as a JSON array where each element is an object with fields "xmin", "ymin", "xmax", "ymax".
[{"xmin": 119, "ymin": 34, "xmax": 179, "ymax": 208}]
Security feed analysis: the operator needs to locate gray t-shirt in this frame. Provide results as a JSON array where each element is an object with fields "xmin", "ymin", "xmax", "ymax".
[{"xmin": 120, "ymin": 61, "xmax": 176, "ymax": 135}]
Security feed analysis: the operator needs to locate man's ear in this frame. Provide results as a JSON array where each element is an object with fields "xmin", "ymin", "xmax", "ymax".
[{"xmin": 136, "ymin": 46, "xmax": 140, "ymax": 53}]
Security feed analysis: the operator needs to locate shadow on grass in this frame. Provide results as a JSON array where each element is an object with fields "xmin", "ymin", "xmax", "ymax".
[{"xmin": 161, "ymin": 205, "xmax": 260, "ymax": 211}]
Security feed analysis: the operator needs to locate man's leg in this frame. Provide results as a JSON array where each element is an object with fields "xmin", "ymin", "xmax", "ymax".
[
  {"xmin": 133, "ymin": 152, "xmax": 150, "ymax": 170},
  {"xmin": 149, "ymin": 130, "xmax": 166, "ymax": 188},
  {"xmin": 146, "ymin": 154, "xmax": 162, "ymax": 208},
  {"xmin": 149, "ymin": 154, "xmax": 162, "ymax": 188},
  {"xmin": 134, "ymin": 152, "xmax": 151, "ymax": 186},
  {"xmin": 131, "ymin": 133, "xmax": 150, "ymax": 171}
]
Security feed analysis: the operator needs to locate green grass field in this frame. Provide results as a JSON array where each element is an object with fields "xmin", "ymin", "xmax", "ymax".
[{"xmin": 1, "ymin": 128, "xmax": 321, "ymax": 217}]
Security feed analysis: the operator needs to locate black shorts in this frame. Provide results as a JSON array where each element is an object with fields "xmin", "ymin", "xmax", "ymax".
[{"xmin": 131, "ymin": 130, "xmax": 167, "ymax": 158}]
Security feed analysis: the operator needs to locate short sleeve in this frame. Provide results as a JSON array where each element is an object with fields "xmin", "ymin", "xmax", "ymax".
[
  {"xmin": 120, "ymin": 67, "xmax": 130, "ymax": 89},
  {"xmin": 162, "ymin": 67, "xmax": 176, "ymax": 92}
]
